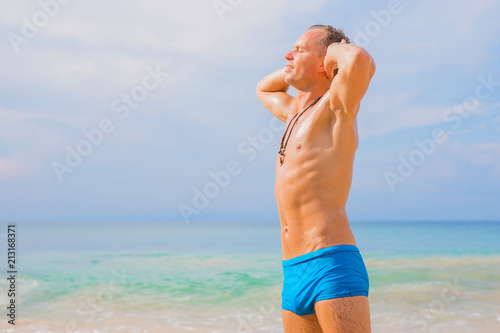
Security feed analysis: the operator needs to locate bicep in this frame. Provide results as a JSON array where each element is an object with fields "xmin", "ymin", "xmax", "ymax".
[
  {"xmin": 256, "ymin": 91, "xmax": 294, "ymax": 122},
  {"xmin": 329, "ymin": 51, "xmax": 375, "ymax": 117}
]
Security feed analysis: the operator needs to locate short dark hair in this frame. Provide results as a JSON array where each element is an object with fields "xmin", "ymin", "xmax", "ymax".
[{"xmin": 307, "ymin": 25, "xmax": 350, "ymax": 54}]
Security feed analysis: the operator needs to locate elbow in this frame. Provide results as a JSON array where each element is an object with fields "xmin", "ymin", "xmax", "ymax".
[
  {"xmin": 256, "ymin": 84, "xmax": 264, "ymax": 99},
  {"xmin": 256, "ymin": 82, "xmax": 267, "ymax": 103},
  {"xmin": 256, "ymin": 82, "xmax": 262, "ymax": 97},
  {"xmin": 352, "ymin": 48, "xmax": 375, "ymax": 78},
  {"xmin": 368, "ymin": 54, "xmax": 376, "ymax": 78},
  {"xmin": 256, "ymin": 79, "xmax": 265, "ymax": 96}
]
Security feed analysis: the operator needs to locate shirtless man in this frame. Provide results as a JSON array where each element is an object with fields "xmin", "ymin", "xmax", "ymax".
[{"xmin": 256, "ymin": 25, "xmax": 375, "ymax": 332}]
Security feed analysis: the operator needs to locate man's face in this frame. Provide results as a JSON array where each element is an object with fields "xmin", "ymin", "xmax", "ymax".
[{"xmin": 284, "ymin": 29, "xmax": 326, "ymax": 88}]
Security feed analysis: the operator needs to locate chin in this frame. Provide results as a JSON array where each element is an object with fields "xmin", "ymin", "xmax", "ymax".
[{"xmin": 285, "ymin": 74, "xmax": 298, "ymax": 86}]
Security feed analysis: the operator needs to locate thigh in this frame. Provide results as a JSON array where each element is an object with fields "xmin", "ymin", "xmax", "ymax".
[
  {"xmin": 282, "ymin": 309, "xmax": 323, "ymax": 333},
  {"xmin": 314, "ymin": 296, "xmax": 371, "ymax": 333}
]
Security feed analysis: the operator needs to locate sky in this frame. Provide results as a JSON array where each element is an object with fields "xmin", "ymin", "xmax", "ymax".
[{"xmin": 0, "ymin": 0, "xmax": 499, "ymax": 223}]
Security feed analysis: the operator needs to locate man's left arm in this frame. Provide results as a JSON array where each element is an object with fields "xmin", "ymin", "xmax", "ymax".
[{"xmin": 324, "ymin": 41, "xmax": 376, "ymax": 119}]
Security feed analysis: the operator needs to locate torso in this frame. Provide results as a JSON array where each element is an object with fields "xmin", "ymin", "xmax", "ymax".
[{"xmin": 275, "ymin": 92, "xmax": 359, "ymax": 260}]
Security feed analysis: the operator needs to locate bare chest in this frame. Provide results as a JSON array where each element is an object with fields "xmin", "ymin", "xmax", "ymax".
[{"xmin": 277, "ymin": 106, "xmax": 334, "ymax": 168}]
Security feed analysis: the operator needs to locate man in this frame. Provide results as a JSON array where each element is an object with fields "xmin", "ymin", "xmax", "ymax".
[{"xmin": 256, "ymin": 25, "xmax": 375, "ymax": 332}]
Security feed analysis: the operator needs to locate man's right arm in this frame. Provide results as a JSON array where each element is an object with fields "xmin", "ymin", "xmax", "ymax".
[{"xmin": 256, "ymin": 68, "xmax": 295, "ymax": 123}]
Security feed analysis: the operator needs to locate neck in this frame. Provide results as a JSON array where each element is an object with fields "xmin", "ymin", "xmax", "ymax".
[
  {"xmin": 295, "ymin": 79, "xmax": 330, "ymax": 110},
  {"xmin": 296, "ymin": 88, "xmax": 328, "ymax": 111}
]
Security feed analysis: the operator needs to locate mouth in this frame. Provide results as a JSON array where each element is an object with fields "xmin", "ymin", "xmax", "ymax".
[{"xmin": 285, "ymin": 64, "xmax": 294, "ymax": 73}]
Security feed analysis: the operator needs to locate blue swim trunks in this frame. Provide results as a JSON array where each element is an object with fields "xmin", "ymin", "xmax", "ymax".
[{"xmin": 281, "ymin": 244, "xmax": 369, "ymax": 316}]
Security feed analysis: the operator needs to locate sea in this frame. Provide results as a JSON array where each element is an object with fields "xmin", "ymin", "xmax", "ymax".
[{"xmin": 1, "ymin": 221, "xmax": 500, "ymax": 333}]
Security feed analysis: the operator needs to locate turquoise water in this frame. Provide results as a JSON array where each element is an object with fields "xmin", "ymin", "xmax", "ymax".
[{"xmin": 2, "ymin": 221, "xmax": 500, "ymax": 332}]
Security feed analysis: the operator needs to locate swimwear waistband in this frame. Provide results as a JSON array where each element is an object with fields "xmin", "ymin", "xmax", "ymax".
[{"xmin": 282, "ymin": 244, "xmax": 360, "ymax": 268}]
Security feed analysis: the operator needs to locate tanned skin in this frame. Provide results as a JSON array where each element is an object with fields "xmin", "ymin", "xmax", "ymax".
[{"xmin": 256, "ymin": 29, "xmax": 376, "ymax": 333}]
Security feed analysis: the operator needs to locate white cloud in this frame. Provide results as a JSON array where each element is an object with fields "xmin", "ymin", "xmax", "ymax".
[
  {"xmin": 54, "ymin": 60, "xmax": 95, "ymax": 77},
  {"xmin": 359, "ymin": 99, "xmax": 494, "ymax": 139},
  {"xmin": 361, "ymin": 91, "xmax": 418, "ymax": 115},
  {"xmin": 345, "ymin": 0, "xmax": 500, "ymax": 139},
  {"xmin": 46, "ymin": 21, "xmax": 102, "ymax": 43},
  {"xmin": 114, "ymin": 57, "xmax": 148, "ymax": 78},
  {"xmin": 369, "ymin": 0, "xmax": 500, "ymax": 67},
  {"xmin": 0, "ymin": 0, "xmax": 330, "ymax": 116},
  {"xmin": 453, "ymin": 142, "xmax": 500, "ymax": 168},
  {"xmin": 130, "ymin": 29, "xmax": 161, "ymax": 46},
  {"xmin": 0, "ymin": 0, "xmax": 499, "ymax": 220}
]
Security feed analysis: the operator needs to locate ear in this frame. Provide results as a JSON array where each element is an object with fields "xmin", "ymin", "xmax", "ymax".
[{"xmin": 317, "ymin": 58, "xmax": 326, "ymax": 73}]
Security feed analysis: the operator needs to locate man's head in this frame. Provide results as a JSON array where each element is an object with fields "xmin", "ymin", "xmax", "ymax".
[
  {"xmin": 284, "ymin": 25, "xmax": 350, "ymax": 90},
  {"xmin": 307, "ymin": 25, "xmax": 350, "ymax": 56}
]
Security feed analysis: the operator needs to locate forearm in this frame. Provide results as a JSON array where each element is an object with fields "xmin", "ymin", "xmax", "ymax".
[{"xmin": 256, "ymin": 68, "xmax": 289, "ymax": 93}]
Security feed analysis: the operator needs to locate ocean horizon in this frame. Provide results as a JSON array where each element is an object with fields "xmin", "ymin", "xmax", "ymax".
[{"xmin": 1, "ymin": 220, "xmax": 500, "ymax": 332}]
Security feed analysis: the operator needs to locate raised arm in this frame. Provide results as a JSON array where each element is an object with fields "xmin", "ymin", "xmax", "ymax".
[
  {"xmin": 324, "ymin": 41, "xmax": 376, "ymax": 119},
  {"xmin": 256, "ymin": 68, "xmax": 295, "ymax": 123}
]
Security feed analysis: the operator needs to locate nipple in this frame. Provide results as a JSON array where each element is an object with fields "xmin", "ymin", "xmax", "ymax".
[{"xmin": 296, "ymin": 144, "xmax": 302, "ymax": 149}]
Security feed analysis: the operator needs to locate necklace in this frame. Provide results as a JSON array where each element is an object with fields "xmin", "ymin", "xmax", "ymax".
[{"xmin": 278, "ymin": 95, "xmax": 323, "ymax": 166}]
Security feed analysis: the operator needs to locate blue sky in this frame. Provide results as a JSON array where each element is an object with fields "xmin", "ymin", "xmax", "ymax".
[{"xmin": 0, "ymin": 0, "xmax": 499, "ymax": 223}]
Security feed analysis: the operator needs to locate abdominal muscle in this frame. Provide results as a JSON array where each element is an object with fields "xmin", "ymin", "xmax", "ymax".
[
  {"xmin": 275, "ymin": 111, "xmax": 358, "ymax": 260},
  {"xmin": 276, "ymin": 170, "xmax": 357, "ymax": 260}
]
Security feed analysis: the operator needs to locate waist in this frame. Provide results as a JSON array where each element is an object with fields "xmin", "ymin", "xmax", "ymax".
[
  {"xmin": 282, "ymin": 244, "xmax": 360, "ymax": 267},
  {"xmin": 280, "ymin": 215, "xmax": 356, "ymax": 260}
]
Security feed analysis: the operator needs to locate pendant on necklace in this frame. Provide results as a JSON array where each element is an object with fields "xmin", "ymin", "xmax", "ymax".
[{"xmin": 278, "ymin": 146, "xmax": 285, "ymax": 166}]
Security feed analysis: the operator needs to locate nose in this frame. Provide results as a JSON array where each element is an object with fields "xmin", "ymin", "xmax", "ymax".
[{"xmin": 284, "ymin": 50, "xmax": 294, "ymax": 61}]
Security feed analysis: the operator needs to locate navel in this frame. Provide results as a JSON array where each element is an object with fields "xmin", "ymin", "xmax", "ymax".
[{"xmin": 296, "ymin": 144, "xmax": 302, "ymax": 150}]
